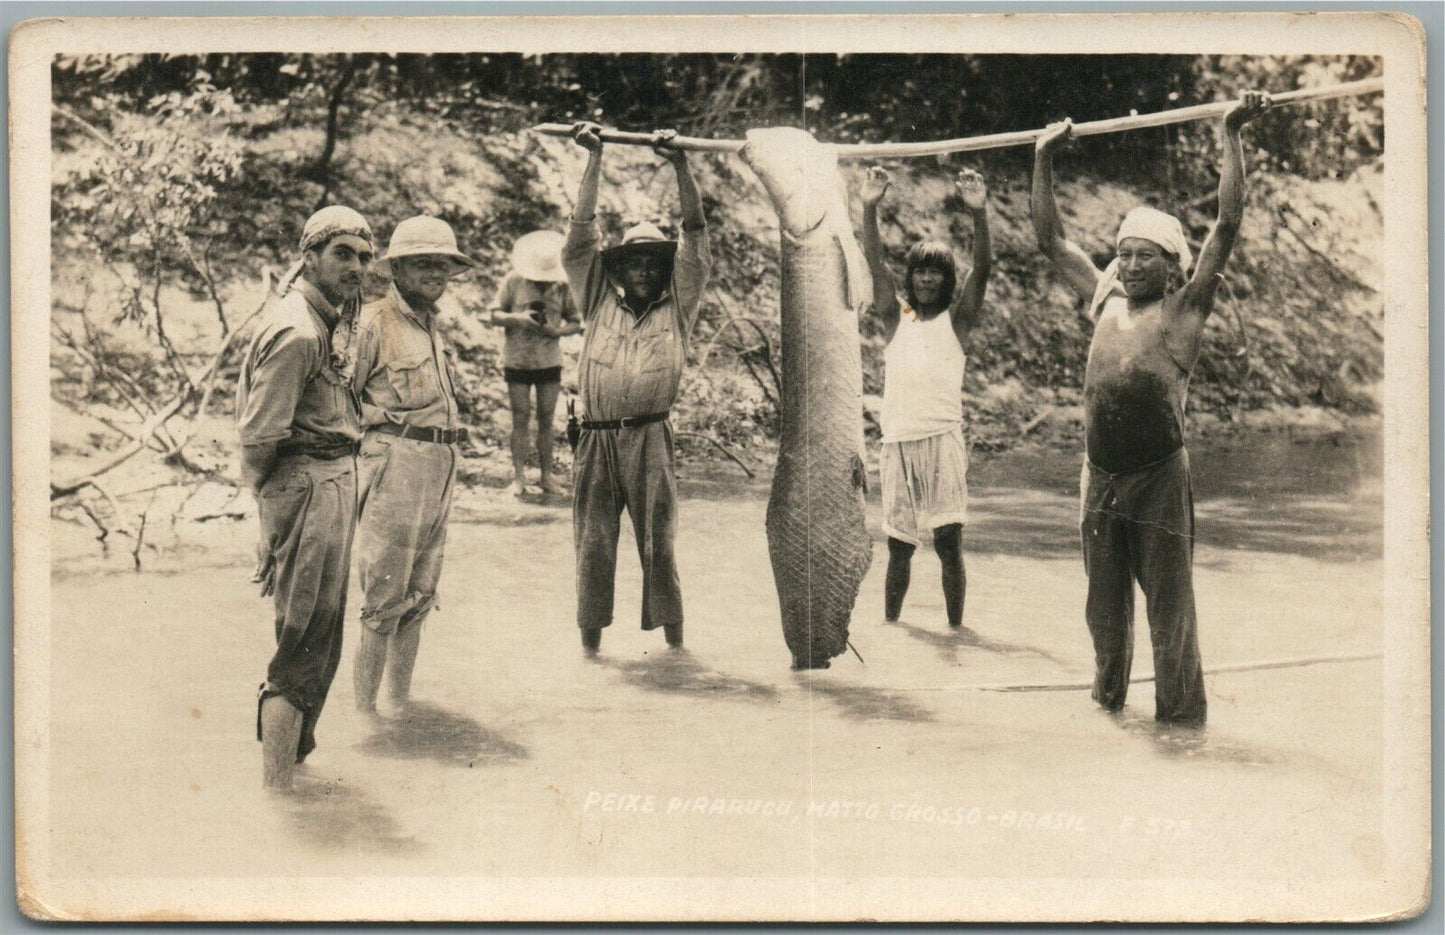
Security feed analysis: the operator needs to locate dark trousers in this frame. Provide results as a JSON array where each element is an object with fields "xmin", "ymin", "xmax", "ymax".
[
  {"xmin": 256, "ymin": 455, "xmax": 357, "ymax": 761},
  {"xmin": 573, "ymin": 421, "xmax": 682, "ymax": 631},
  {"xmin": 1080, "ymin": 448, "xmax": 1206, "ymax": 724}
]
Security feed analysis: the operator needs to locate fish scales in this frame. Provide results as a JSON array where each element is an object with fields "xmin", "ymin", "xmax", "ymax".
[{"xmin": 741, "ymin": 128, "xmax": 874, "ymax": 669}]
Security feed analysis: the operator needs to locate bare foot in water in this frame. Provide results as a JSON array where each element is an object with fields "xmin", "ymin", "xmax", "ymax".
[{"xmin": 539, "ymin": 476, "xmax": 566, "ymax": 496}]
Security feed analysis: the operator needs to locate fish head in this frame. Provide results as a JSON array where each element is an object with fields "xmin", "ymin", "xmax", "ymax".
[{"xmin": 739, "ymin": 127, "xmax": 837, "ymax": 237}]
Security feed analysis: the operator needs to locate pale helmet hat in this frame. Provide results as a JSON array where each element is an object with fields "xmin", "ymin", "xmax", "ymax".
[
  {"xmin": 601, "ymin": 221, "xmax": 678, "ymax": 267},
  {"xmin": 380, "ymin": 215, "xmax": 477, "ymax": 277},
  {"xmin": 510, "ymin": 230, "xmax": 567, "ymax": 283},
  {"xmin": 1089, "ymin": 206, "xmax": 1194, "ymax": 319}
]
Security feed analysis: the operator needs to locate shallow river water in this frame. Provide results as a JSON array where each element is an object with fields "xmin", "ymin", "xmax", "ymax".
[{"xmin": 36, "ymin": 433, "xmax": 1396, "ymax": 920}]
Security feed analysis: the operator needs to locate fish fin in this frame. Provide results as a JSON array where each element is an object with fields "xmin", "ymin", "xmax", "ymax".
[
  {"xmin": 831, "ymin": 173, "xmax": 873, "ymax": 313},
  {"xmin": 852, "ymin": 452, "xmax": 867, "ymax": 494}
]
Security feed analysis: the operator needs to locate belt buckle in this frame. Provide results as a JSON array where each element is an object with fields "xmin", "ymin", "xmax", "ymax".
[{"xmin": 619, "ymin": 416, "xmax": 639, "ymax": 428}]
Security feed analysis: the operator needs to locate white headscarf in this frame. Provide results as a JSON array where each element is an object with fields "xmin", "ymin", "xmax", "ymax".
[{"xmin": 1088, "ymin": 206, "xmax": 1192, "ymax": 319}]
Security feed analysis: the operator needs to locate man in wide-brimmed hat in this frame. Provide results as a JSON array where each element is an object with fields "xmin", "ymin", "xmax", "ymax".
[
  {"xmin": 238, "ymin": 204, "xmax": 374, "ymax": 791},
  {"xmin": 489, "ymin": 229, "xmax": 582, "ymax": 497},
  {"xmin": 562, "ymin": 122, "xmax": 711, "ymax": 656},
  {"xmin": 349, "ymin": 215, "xmax": 476, "ymax": 714}
]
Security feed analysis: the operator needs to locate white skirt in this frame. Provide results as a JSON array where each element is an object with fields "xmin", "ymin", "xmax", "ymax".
[{"xmin": 880, "ymin": 425, "xmax": 970, "ymax": 546}]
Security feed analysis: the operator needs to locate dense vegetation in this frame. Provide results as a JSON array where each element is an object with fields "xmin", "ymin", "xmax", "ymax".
[{"xmin": 49, "ymin": 52, "xmax": 1384, "ymax": 525}]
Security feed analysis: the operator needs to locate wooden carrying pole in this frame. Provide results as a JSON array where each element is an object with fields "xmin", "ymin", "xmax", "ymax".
[{"xmin": 532, "ymin": 76, "xmax": 1383, "ymax": 159}]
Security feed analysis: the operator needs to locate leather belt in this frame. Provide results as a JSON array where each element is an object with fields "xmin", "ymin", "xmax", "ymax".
[
  {"xmin": 369, "ymin": 422, "xmax": 469, "ymax": 445},
  {"xmin": 579, "ymin": 411, "xmax": 671, "ymax": 431}
]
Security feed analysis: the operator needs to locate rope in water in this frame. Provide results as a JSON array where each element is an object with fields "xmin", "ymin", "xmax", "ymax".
[
  {"xmin": 969, "ymin": 650, "xmax": 1382, "ymax": 694},
  {"xmin": 532, "ymin": 76, "xmax": 1383, "ymax": 159}
]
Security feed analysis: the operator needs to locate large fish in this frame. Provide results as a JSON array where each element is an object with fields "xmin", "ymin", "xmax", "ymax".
[{"xmin": 740, "ymin": 128, "xmax": 874, "ymax": 670}]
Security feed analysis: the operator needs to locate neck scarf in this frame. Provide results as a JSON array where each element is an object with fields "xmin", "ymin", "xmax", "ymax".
[{"xmin": 296, "ymin": 278, "xmax": 361, "ymax": 382}]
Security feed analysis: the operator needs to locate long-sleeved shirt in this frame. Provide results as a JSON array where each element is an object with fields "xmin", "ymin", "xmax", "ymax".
[
  {"xmin": 562, "ymin": 218, "xmax": 711, "ymax": 421},
  {"xmin": 237, "ymin": 282, "xmax": 361, "ymax": 452},
  {"xmin": 350, "ymin": 285, "xmax": 460, "ymax": 432}
]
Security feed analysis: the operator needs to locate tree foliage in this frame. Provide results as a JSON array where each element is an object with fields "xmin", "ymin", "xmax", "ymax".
[{"xmin": 49, "ymin": 50, "xmax": 1384, "ymax": 507}]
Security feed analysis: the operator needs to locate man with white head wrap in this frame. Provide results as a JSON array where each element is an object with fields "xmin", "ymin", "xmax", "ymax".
[
  {"xmin": 1030, "ymin": 90, "xmax": 1271, "ymax": 726},
  {"xmin": 237, "ymin": 204, "xmax": 374, "ymax": 790}
]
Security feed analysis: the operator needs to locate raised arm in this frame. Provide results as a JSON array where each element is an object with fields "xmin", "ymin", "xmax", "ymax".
[
  {"xmin": 1176, "ymin": 91, "xmax": 1271, "ymax": 318},
  {"xmin": 562, "ymin": 122, "xmax": 607, "ymax": 320},
  {"xmin": 952, "ymin": 169, "xmax": 992, "ymax": 337},
  {"xmin": 570, "ymin": 122, "xmax": 604, "ymax": 224},
  {"xmin": 1030, "ymin": 121, "xmax": 1105, "ymax": 303},
  {"xmin": 859, "ymin": 167, "xmax": 901, "ymax": 333},
  {"xmin": 653, "ymin": 129, "xmax": 705, "ymax": 232}
]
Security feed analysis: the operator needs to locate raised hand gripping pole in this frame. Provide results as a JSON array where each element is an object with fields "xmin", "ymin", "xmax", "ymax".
[{"xmin": 532, "ymin": 76, "xmax": 1383, "ymax": 159}]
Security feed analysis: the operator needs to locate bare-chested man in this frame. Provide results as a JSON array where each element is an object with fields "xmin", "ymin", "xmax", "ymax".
[{"xmin": 1031, "ymin": 90, "xmax": 1270, "ymax": 725}]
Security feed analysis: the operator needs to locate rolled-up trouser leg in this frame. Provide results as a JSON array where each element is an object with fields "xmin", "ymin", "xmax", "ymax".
[
  {"xmin": 256, "ymin": 456, "xmax": 356, "ymax": 763},
  {"xmin": 574, "ymin": 428, "xmax": 623, "ymax": 630},
  {"xmin": 619, "ymin": 421, "xmax": 683, "ymax": 631},
  {"xmin": 1081, "ymin": 471, "xmax": 1135, "ymax": 712},
  {"xmin": 1128, "ymin": 463, "xmax": 1205, "ymax": 724}
]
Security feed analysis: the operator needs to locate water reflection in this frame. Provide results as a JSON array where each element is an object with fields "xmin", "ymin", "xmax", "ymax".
[
  {"xmin": 600, "ymin": 650, "xmax": 779, "ymax": 702},
  {"xmin": 895, "ymin": 618, "xmax": 1070, "ymax": 667},
  {"xmin": 357, "ymin": 701, "xmax": 529, "ymax": 767},
  {"xmin": 802, "ymin": 676, "xmax": 935, "ymax": 722},
  {"xmin": 273, "ymin": 770, "xmax": 423, "ymax": 854},
  {"xmin": 1106, "ymin": 708, "xmax": 1279, "ymax": 767}
]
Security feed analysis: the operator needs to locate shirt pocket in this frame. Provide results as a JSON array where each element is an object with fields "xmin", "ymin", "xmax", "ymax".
[
  {"xmin": 585, "ymin": 330, "xmax": 621, "ymax": 370},
  {"xmin": 315, "ymin": 365, "xmax": 352, "ymax": 420},
  {"xmin": 636, "ymin": 329, "xmax": 676, "ymax": 375},
  {"xmin": 385, "ymin": 353, "xmax": 438, "ymax": 410}
]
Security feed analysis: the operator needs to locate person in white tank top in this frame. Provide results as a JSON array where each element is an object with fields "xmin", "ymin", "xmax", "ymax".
[{"xmin": 860, "ymin": 165, "xmax": 992, "ymax": 630}]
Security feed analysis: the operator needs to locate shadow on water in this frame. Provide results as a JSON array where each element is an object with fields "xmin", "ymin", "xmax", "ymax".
[
  {"xmin": 273, "ymin": 771, "xmax": 422, "ymax": 854},
  {"xmin": 959, "ymin": 434, "xmax": 1382, "ymax": 562},
  {"xmin": 894, "ymin": 619, "xmax": 1070, "ymax": 667},
  {"xmin": 1106, "ymin": 707, "xmax": 1280, "ymax": 767},
  {"xmin": 600, "ymin": 650, "xmax": 778, "ymax": 702},
  {"xmin": 357, "ymin": 701, "xmax": 529, "ymax": 767},
  {"xmin": 803, "ymin": 677, "xmax": 935, "ymax": 723}
]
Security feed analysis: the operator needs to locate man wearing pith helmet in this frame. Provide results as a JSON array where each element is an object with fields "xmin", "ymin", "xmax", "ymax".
[
  {"xmin": 350, "ymin": 215, "xmax": 474, "ymax": 714},
  {"xmin": 563, "ymin": 122, "xmax": 711, "ymax": 656},
  {"xmin": 237, "ymin": 204, "xmax": 373, "ymax": 791}
]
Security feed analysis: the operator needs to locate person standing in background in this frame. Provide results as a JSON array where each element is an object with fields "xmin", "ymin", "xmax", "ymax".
[{"xmin": 489, "ymin": 230, "xmax": 582, "ymax": 498}]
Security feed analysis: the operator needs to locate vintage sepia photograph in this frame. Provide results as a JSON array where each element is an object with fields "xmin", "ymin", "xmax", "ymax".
[{"xmin": 9, "ymin": 12, "xmax": 1431, "ymax": 923}]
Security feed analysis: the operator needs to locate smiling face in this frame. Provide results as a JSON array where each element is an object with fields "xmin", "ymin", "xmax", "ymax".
[
  {"xmin": 391, "ymin": 255, "xmax": 455, "ymax": 309},
  {"xmin": 1116, "ymin": 237, "xmax": 1177, "ymax": 302},
  {"xmin": 910, "ymin": 266, "xmax": 947, "ymax": 310},
  {"xmin": 305, "ymin": 234, "xmax": 374, "ymax": 306},
  {"xmin": 616, "ymin": 252, "xmax": 668, "ymax": 309}
]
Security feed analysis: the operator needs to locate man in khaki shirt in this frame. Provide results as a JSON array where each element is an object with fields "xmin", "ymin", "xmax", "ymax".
[
  {"xmin": 237, "ymin": 205, "xmax": 373, "ymax": 791},
  {"xmin": 350, "ymin": 216, "xmax": 475, "ymax": 713},
  {"xmin": 562, "ymin": 122, "xmax": 711, "ymax": 655}
]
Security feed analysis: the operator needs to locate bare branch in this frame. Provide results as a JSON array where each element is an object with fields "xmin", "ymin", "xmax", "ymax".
[
  {"xmin": 673, "ymin": 431, "xmax": 756, "ymax": 478},
  {"xmin": 131, "ymin": 492, "xmax": 157, "ymax": 571}
]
